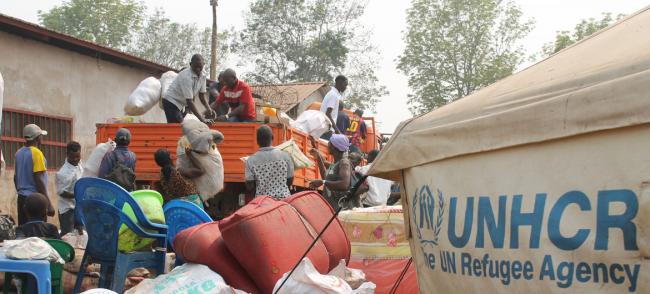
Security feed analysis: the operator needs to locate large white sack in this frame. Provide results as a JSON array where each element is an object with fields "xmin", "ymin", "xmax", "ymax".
[
  {"xmin": 124, "ymin": 77, "xmax": 161, "ymax": 116},
  {"xmin": 273, "ymin": 258, "xmax": 376, "ymax": 294},
  {"xmin": 160, "ymin": 71, "xmax": 177, "ymax": 99},
  {"xmin": 83, "ymin": 139, "xmax": 116, "ymax": 178},
  {"xmin": 176, "ymin": 118, "xmax": 224, "ymax": 201},
  {"xmin": 291, "ymin": 110, "xmax": 332, "ymax": 138},
  {"xmin": 125, "ymin": 263, "xmax": 246, "ymax": 294}
]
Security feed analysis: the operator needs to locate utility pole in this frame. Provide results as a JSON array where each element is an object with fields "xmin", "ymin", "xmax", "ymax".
[{"xmin": 210, "ymin": 0, "xmax": 218, "ymax": 80}]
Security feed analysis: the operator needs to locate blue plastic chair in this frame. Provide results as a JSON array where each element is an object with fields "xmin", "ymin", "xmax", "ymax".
[
  {"xmin": 73, "ymin": 178, "xmax": 167, "ymax": 293},
  {"xmin": 74, "ymin": 177, "xmax": 167, "ymax": 233},
  {"xmin": 163, "ymin": 200, "xmax": 212, "ymax": 265}
]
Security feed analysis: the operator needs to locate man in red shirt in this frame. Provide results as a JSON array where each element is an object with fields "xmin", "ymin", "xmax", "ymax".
[{"xmin": 208, "ymin": 69, "xmax": 257, "ymax": 122}]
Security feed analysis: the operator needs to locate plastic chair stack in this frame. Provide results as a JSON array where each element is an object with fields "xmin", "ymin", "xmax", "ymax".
[
  {"xmin": 163, "ymin": 200, "xmax": 212, "ymax": 265},
  {"xmin": 73, "ymin": 177, "xmax": 167, "ymax": 293}
]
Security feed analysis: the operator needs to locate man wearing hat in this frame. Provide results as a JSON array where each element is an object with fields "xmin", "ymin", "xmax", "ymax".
[
  {"xmin": 98, "ymin": 128, "xmax": 137, "ymax": 191},
  {"xmin": 14, "ymin": 124, "xmax": 55, "ymax": 225}
]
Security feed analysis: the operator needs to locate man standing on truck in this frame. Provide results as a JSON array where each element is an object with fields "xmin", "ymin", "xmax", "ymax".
[
  {"xmin": 245, "ymin": 126, "xmax": 294, "ymax": 199},
  {"xmin": 320, "ymin": 75, "xmax": 348, "ymax": 140},
  {"xmin": 162, "ymin": 54, "xmax": 214, "ymax": 124},
  {"xmin": 14, "ymin": 124, "xmax": 55, "ymax": 225},
  {"xmin": 347, "ymin": 109, "xmax": 367, "ymax": 154},
  {"xmin": 209, "ymin": 68, "xmax": 257, "ymax": 122}
]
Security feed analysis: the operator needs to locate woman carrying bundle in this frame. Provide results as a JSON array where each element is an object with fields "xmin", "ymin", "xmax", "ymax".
[{"xmin": 153, "ymin": 148, "xmax": 205, "ymax": 209}]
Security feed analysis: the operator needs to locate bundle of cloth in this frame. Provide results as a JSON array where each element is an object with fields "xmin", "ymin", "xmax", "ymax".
[{"xmin": 176, "ymin": 115, "xmax": 225, "ymax": 203}]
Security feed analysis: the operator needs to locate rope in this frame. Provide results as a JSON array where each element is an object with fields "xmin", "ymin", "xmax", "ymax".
[{"xmin": 389, "ymin": 257, "xmax": 413, "ymax": 294}]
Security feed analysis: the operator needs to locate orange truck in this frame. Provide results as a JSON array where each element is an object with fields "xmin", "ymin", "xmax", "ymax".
[
  {"xmin": 96, "ymin": 122, "xmax": 333, "ymax": 218},
  {"xmin": 96, "ymin": 115, "xmax": 380, "ymax": 218}
]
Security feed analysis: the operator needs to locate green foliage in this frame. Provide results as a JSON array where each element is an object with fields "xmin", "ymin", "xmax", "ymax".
[
  {"xmin": 128, "ymin": 9, "xmax": 232, "ymax": 71},
  {"xmin": 398, "ymin": 0, "xmax": 533, "ymax": 115},
  {"xmin": 541, "ymin": 13, "xmax": 625, "ymax": 56},
  {"xmin": 239, "ymin": 0, "xmax": 388, "ymax": 110},
  {"xmin": 38, "ymin": 0, "xmax": 145, "ymax": 50}
]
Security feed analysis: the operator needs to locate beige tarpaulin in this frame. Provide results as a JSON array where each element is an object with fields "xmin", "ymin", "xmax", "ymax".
[
  {"xmin": 368, "ymin": 6, "xmax": 650, "ymax": 294},
  {"xmin": 369, "ymin": 6, "xmax": 650, "ymax": 181}
]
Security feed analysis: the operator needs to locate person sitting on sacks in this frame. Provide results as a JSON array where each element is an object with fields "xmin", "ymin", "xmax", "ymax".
[
  {"xmin": 154, "ymin": 148, "xmax": 205, "ymax": 209},
  {"xmin": 207, "ymin": 69, "xmax": 257, "ymax": 123},
  {"xmin": 176, "ymin": 117, "xmax": 225, "ymax": 206},
  {"xmin": 309, "ymin": 134, "xmax": 368, "ymax": 210}
]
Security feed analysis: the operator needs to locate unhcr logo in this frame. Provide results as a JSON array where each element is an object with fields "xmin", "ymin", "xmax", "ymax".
[{"xmin": 412, "ymin": 185, "xmax": 445, "ymax": 247}]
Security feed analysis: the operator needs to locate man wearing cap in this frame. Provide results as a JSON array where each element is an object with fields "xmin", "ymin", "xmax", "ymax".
[
  {"xmin": 14, "ymin": 124, "xmax": 55, "ymax": 225},
  {"xmin": 98, "ymin": 128, "xmax": 137, "ymax": 190}
]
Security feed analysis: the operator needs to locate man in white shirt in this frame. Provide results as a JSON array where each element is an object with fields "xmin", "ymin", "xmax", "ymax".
[
  {"xmin": 356, "ymin": 149, "xmax": 396, "ymax": 207},
  {"xmin": 320, "ymin": 75, "xmax": 348, "ymax": 139},
  {"xmin": 162, "ymin": 54, "xmax": 214, "ymax": 124},
  {"xmin": 55, "ymin": 141, "xmax": 84, "ymax": 236}
]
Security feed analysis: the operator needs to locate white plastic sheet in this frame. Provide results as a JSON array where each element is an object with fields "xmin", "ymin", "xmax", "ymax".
[
  {"xmin": 4, "ymin": 237, "xmax": 64, "ymax": 264},
  {"xmin": 273, "ymin": 258, "xmax": 376, "ymax": 294}
]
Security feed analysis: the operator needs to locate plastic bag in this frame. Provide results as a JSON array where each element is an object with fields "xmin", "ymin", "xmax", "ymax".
[
  {"xmin": 328, "ymin": 260, "xmax": 367, "ymax": 290},
  {"xmin": 83, "ymin": 139, "xmax": 116, "ymax": 178},
  {"xmin": 275, "ymin": 139, "xmax": 313, "ymax": 169},
  {"xmin": 291, "ymin": 110, "xmax": 332, "ymax": 138},
  {"xmin": 4, "ymin": 237, "xmax": 64, "ymax": 264},
  {"xmin": 62, "ymin": 230, "xmax": 88, "ymax": 249},
  {"xmin": 125, "ymin": 263, "xmax": 247, "ymax": 294},
  {"xmin": 125, "ymin": 77, "xmax": 161, "ymax": 116},
  {"xmin": 273, "ymin": 258, "xmax": 376, "ymax": 294}
]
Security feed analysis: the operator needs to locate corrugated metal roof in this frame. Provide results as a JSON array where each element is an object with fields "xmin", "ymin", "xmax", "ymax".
[
  {"xmin": 251, "ymin": 82, "xmax": 329, "ymax": 112},
  {"xmin": 0, "ymin": 13, "xmax": 175, "ymax": 74}
]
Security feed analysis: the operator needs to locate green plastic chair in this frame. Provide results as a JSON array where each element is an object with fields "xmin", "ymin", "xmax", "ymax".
[{"xmin": 3, "ymin": 239, "xmax": 75, "ymax": 294}]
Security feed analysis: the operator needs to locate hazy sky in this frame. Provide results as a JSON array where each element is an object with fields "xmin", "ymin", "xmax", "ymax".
[{"xmin": 1, "ymin": 1, "xmax": 648, "ymax": 133}]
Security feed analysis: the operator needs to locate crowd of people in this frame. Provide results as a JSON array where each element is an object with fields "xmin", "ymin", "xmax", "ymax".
[{"xmin": 8, "ymin": 55, "xmax": 399, "ymax": 250}]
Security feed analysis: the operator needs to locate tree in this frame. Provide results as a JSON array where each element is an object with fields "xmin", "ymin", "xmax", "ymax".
[
  {"xmin": 239, "ymin": 0, "xmax": 388, "ymax": 110},
  {"xmin": 38, "ymin": 0, "xmax": 145, "ymax": 50},
  {"xmin": 541, "ymin": 13, "xmax": 625, "ymax": 57},
  {"xmin": 398, "ymin": 0, "xmax": 533, "ymax": 115},
  {"xmin": 128, "ymin": 9, "xmax": 232, "ymax": 71}
]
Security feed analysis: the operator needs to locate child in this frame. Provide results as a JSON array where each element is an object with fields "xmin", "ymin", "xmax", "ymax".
[
  {"xmin": 55, "ymin": 141, "xmax": 83, "ymax": 236},
  {"xmin": 15, "ymin": 193, "xmax": 60, "ymax": 240}
]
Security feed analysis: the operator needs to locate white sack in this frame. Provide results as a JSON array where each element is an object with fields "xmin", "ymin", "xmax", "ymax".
[
  {"xmin": 176, "ymin": 118, "xmax": 224, "ymax": 201},
  {"xmin": 275, "ymin": 139, "xmax": 313, "ymax": 169},
  {"xmin": 81, "ymin": 290, "xmax": 118, "ymax": 294},
  {"xmin": 4, "ymin": 237, "xmax": 64, "ymax": 264},
  {"xmin": 159, "ymin": 71, "xmax": 178, "ymax": 99},
  {"xmin": 83, "ymin": 139, "xmax": 116, "ymax": 178},
  {"xmin": 273, "ymin": 258, "xmax": 376, "ymax": 294},
  {"xmin": 291, "ymin": 110, "xmax": 332, "ymax": 138},
  {"xmin": 125, "ymin": 263, "xmax": 246, "ymax": 294},
  {"xmin": 124, "ymin": 77, "xmax": 161, "ymax": 116}
]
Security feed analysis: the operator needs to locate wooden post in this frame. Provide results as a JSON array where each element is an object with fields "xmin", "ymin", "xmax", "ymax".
[{"xmin": 210, "ymin": 0, "xmax": 218, "ymax": 80}]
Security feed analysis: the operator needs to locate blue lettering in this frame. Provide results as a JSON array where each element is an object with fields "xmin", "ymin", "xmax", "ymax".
[
  {"xmin": 595, "ymin": 190, "xmax": 638, "ymax": 250},
  {"xmin": 539, "ymin": 255, "xmax": 555, "ymax": 281},
  {"xmin": 448, "ymin": 197, "xmax": 474, "ymax": 248},
  {"xmin": 523, "ymin": 261, "xmax": 534, "ymax": 280},
  {"xmin": 461, "ymin": 252, "xmax": 472, "ymax": 276},
  {"xmin": 548, "ymin": 191, "xmax": 591, "ymax": 250},
  {"xmin": 510, "ymin": 194, "xmax": 546, "ymax": 248},
  {"xmin": 610, "ymin": 264, "xmax": 625, "ymax": 284},
  {"xmin": 476, "ymin": 196, "xmax": 506, "ymax": 248},
  {"xmin": 575, "ymin": 262, "xmax": 591, "ymax": 283},
  {"xmin": 556, "ymin": 261, "xmax": 574, "ymax": 288}
]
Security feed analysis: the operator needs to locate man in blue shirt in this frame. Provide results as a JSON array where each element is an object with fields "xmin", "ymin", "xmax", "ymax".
[
  {"xmin": 14, "ymin": 124, "xmax": 55, "ymax": 225},
  {"xmin": 98, "ymin": 128, "xmax": 137, "ymax": 190}
]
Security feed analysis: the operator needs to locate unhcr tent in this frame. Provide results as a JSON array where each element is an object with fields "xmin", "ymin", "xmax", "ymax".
[{"xmin": 370, "ymin": 6, "xmax": 650, "ymax": 293}]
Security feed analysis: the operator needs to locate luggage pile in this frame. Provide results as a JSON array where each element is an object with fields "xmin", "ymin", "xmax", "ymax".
[{"xmin": 174, "ymin": 191, "xmax": 355, "ymax": 293}]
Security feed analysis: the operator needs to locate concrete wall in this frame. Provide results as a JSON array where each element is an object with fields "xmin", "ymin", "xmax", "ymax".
[{"xmin": 0, "ymin": 31, "xmax": 167, "ymax": 224}]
